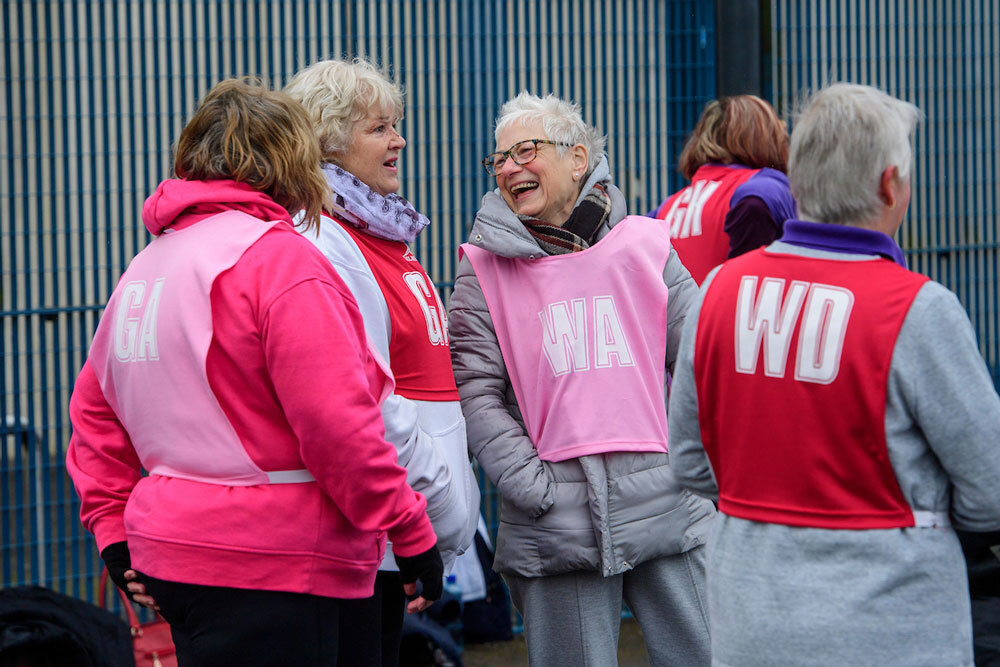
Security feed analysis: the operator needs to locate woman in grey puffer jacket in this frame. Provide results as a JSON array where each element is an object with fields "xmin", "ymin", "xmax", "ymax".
[{"xmin": 448, "ymin": 92, "xmax": 716, "ymax": 667}]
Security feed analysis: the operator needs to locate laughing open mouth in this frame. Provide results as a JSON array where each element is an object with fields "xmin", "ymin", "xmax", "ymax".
[{"xmin": 510, "ymin": 181, "xmax": 538, "ymax": 195}]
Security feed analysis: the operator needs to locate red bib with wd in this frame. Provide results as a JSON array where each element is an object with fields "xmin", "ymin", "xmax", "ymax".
[{"xmin": 693, "ymin": 249, "xmax": 929, "ymax": 529}]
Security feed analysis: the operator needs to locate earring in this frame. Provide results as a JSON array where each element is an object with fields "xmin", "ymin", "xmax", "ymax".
[{"xmin": 573, "ymin": 173, "xmax": 579, "ymax": 180}]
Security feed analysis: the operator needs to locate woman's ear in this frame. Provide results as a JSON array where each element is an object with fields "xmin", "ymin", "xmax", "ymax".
[
  {"xmin": 572, "ymin": 144, "xmax": 589, "ymax": 179},
  {"xmin": 878, "ymin": 165, "xmax": 900, "ymax": 209}
]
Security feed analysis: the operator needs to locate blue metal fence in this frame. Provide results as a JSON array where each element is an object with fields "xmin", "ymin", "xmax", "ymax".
[
  {"xmin": 5, "ymin": 0, "xmax": 997, "ymax": 632},
  {"xmin": 1, "ymin": 0, "xmax": 716, "ymax": 601},
  {"xmin": 769, "ymin": 0, "xmax": 1000, "ymax": 384},
  {"xmin": 5, "ymin": 0, "xmax": 998, "ymax": 618}
]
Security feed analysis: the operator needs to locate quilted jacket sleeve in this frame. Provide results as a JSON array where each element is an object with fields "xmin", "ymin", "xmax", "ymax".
[
  {"xmin": 666, "ymin": 273, "xmax": 720, "ymax": 500},
  {"xmin": 447, "ymin": 256, "xmax": 554, "ymax": 518},
  {"xmin": 664, "ymin": 247, "xmax": 699, "ymax": 378}
]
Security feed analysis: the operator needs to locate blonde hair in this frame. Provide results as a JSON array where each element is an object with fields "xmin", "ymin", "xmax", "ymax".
[
  {"xmin": 284, "ymin": 58, "xmax": 404, "ymax": 161},
  {"xmin": 494, "ymin": 92, "xmax": 606, "ymax": 175},
  {"xmin": 789, "ymin": 83, "xmax": 920, "ymax": 226},
  {"xmin": 678, "ymin": 95, "xmax": 789, "ymax": 180},
  {"xmin": 174, "ymin": 78, "xmax": 329, "ymax": 232}
]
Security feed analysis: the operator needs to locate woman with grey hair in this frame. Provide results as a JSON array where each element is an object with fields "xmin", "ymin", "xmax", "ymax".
[
  {"xmin": 284, "ymin": 58, "xmax": 479, "ymax": 666},
  {"xmin": 448, "ymin": 91, "xmax": 716, "ymax": 666},
  {"xmin": 668, "ymin": 82, "xmax": 1000, "ymax": 666}
]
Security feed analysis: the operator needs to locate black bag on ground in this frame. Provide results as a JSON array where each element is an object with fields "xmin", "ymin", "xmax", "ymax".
[
  {"xmin": 0, "ymin": 585, "xmax": 133, "ymax": 667},
  {"xmin": 399, "ymin": 611, "xmax": 463, "ymax": 667}
]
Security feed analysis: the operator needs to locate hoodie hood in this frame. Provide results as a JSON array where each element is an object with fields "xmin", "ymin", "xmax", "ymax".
[
  {"xmin": 467, "ymin": 155, "xmax": 628, "ymax": 259},
  {"xmin": 141, "ymin": 179, "xmax": 293, "ymax": 235}
]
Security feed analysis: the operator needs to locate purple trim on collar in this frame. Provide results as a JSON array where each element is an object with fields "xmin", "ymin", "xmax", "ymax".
[
  {"xmin": 706, "ymin": 162, "xmax": 753, "ymax": 170},
  {"xmin": 780, "ymin": 220, "xmax": 907, "ymax": 268}
]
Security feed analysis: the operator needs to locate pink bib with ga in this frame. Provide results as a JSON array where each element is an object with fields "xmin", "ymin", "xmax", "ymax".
[
  {"xmin": 88, "ymin": 211, "xmax": 393, "ymax": 485},
  {"xmin": 461, "ymin": 216, "xmax": 672, "ymax": 462}
]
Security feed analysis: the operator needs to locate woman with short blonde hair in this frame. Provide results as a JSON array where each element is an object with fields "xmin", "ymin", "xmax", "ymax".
[
  {"xmin": 286, "ymin": 59, "xmax": 479, "ymax": 667},
  {"xmin": 284, "ymin": 58, "xmax": 404, "ymax": 160}
]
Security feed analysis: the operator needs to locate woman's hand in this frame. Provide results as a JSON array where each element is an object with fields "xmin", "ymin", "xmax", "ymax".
[
  {"xmin": 124, "ymin": 569, "xmax": 159, "ymax": 611},
  {"xmin": 396, "ymin": 545, "xmax": 444, "ymax": 614},
  {"xmin": 101, "ymin": 541, "xmax": 159, "ymax": 610}
]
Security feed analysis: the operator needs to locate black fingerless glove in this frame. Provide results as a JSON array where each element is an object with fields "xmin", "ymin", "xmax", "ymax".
[
  {"xmin": 101, "ymin": 541, "xmax": 134, "ymax": 600},
  {"xmin": 395, "ymin": 545, "xmax": 444, "ymax": 602}
]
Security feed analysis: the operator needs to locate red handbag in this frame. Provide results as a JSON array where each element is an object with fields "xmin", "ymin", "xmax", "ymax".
[{"xmin": 99, "ymin": 569, "xmax": 178, "ymax": 667}]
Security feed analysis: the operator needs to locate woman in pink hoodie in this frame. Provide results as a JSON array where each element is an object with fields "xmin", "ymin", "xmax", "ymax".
[{"xmin": 66, "ymin": 79, "xmax": 442, "ymax": 665}]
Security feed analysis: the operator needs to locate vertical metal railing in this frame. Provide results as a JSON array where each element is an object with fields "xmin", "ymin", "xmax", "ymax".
[
  {"xmin": 1, "ymin": 0, "xmax": 716, "ymax": 600},
  {"xmin": 1, "ymin": 419, "xmax": 45, "ymax": 587},
  {"xmin": 770, "ymin": 0, "xmax": 999, "ymax": 385}
]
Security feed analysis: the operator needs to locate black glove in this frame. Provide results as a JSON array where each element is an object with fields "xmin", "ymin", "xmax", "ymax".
[
  {"xmin": 395, "ymin": 545, "xmax": 444, "ymax": 602},
  {"xmin": 101, "ymin": 541, "xmax": 134, "ymax": 601}
]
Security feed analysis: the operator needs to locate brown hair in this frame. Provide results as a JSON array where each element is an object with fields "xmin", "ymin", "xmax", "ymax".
[
  {"xmin": 174, "ymin": 78, "xmax": 329, "ymax": 232},
  {"xmin": 677, "ymin": 95, "xmax": 789, "ymax": 180}
]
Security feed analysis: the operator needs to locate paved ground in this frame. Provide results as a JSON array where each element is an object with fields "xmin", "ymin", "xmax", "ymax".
[{"xmin": 463, "ymin": 617, "xmax": 649, "ymax": 666}]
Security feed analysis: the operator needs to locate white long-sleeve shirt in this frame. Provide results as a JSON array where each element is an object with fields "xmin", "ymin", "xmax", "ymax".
[{"xmin": 302, "ymin": 215, "xmax": 479, "ymax": 572}]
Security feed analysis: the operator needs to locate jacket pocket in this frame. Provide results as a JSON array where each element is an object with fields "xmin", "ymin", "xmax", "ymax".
[{"xmin": 499, "ymin": 476, "xmax": 600, "ymax": 575}]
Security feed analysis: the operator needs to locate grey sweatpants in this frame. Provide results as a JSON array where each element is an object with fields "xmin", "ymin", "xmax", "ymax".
[{"xmin": 503, "ymin": 546, "xmax": 711, "ymax": 667}]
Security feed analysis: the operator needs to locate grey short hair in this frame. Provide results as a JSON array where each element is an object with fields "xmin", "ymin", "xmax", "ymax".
[
  {"xmin": 494, "ymin": 92, "xmax": 606, "ymax": 174},
  {"xmin": 284, "ymin": 58, "xmax": 403, "ymax": 161},
  {"xmin": 789, "ymin": 83, "xmax": 921, "ymax": 226}
]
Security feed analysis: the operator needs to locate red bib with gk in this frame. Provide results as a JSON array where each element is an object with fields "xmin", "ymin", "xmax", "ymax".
[{"xmin": 656, "ymin": 164, "xmax": 758, "ymax": 285}]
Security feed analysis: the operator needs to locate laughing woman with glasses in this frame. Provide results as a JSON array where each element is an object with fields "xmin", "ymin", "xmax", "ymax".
[{"xmin": 448, "ymin": 92, "xmax": 716, "ymax": 666}]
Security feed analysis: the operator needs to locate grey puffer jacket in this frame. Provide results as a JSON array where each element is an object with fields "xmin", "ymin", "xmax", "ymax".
[{"xmin": 448, "ymin": 158, "xmax": 716, "ymax": 578}]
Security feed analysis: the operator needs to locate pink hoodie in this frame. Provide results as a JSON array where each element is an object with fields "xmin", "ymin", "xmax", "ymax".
[{"xmin": 67, "ymin": 179, "xmax": 437, "ymax": 599}]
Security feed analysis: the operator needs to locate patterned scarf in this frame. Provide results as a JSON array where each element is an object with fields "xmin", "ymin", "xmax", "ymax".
[
  {"xmin": 520, "ymin": 183, "xmax": 612, "ymax": 255},
  {"xmin": 322, "ymin": 163, "xmax": 430, "ymax": 243}
]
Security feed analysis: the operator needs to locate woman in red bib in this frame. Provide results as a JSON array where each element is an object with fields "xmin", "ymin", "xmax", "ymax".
[
  {"xmin": 652, "ymin": 95, "xmax": 795, "ymax": 284},
  {"xmin": 285, "ymin": 59, "xmax": 480, "ymax": 667},
  {"xmin": 668, "ymin": 83, "xmax": 1000, "ymax": 667}
]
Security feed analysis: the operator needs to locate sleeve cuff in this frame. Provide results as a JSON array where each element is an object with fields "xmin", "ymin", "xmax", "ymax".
[
  {"xmin": 387, "ymin": 515, "xmax": 438, "ymax": 558},
  {"xmin": 93, "ymin": 515, "xmax": 128, "ymax": 553}
]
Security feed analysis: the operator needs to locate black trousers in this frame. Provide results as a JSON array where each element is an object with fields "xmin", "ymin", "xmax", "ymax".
[
  {"xmin": 337, "ymin": 571, "xmax": 406, "ymax": 667},
  {"xmin": 140, "ymin": 574, "xmax": 380, "ymax": 667}
]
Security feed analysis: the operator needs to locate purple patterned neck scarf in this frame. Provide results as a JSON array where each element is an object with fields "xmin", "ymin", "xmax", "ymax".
[{"xmin": 322, "ymin": 163, "xmax": 430, "ymax": 243}]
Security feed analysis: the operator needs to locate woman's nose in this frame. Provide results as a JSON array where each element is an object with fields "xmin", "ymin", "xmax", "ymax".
[
  {"xmin": 391, "ymin": 129, "xmax": 406, "ymax": 149},
  {"xmin": 499, "ymin": 157, "xmax": 521, "ymax": 176}
]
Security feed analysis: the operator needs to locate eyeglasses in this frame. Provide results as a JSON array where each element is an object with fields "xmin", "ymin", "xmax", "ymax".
[{"xmin": 482, "ymin": 139, "xmax": 572, "ymax": 176}]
